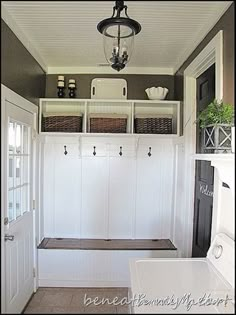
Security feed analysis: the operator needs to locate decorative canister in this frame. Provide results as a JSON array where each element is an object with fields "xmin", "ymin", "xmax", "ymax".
[
  {"xmin": 68, "ymin": 79, "xmax": 76, "ymax": 98},
  {"xmin": 57, "ymin": 76, "xmax": 65, "ymax": 98}
]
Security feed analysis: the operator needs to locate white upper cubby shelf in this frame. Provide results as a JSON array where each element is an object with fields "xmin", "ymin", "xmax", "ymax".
[{"xmin": 39, "ymin": 98, "xmax": 181, "ymax": 137}]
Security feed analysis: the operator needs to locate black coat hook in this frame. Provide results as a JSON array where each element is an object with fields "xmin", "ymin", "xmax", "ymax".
[
  {"xmin": 93, "ymin": 146, "xmax": 96, "ymax": 156},
  {"xmin": 148, "ymin": 147, "xmax": 152, "ymax": 157},
  {"xmin": 119, "ymin": 146, "xmax": 123, "ymax": 156},
  {"xmin": 64, "ymin": 145, "xmax": 68, "ymax": 155}
]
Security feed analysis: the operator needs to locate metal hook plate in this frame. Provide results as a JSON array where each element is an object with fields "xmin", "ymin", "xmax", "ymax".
[
  {"xmin": 64, "ymin": 145, "xmax": 68, "ymax": 155},
  {"xmin": 93, "ymin": 146, "xmax": 96, "ymax": 156},
  {"xmin": 148, "ymin": 147, "xmax": 152, "ymax": 157}
]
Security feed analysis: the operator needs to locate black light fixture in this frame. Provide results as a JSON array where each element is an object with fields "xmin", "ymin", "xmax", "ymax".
[{"xmin": 97, "ymin": 1, "xmax": 141, "ymax": 72}]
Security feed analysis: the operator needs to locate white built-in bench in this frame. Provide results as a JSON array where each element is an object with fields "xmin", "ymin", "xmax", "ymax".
[{"xmin": 37, "ymin": 238, "xmax": 177, "ymax": 287}]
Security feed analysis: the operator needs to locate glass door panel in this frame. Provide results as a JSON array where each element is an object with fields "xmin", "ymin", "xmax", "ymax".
[{"xmin": 7, "ymin": 119, "xmax": 31, "ymax": 223}]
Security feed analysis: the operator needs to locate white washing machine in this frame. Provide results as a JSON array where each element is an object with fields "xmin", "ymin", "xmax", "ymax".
[{"xmin": 129, "ymin": 233, "xmax": 234, "ymax": 313}]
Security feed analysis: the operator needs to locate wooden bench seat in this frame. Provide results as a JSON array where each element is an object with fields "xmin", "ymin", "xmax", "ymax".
[{"xmin": 38, "ymin": 238, "xmax": 176, "ymax": 250}]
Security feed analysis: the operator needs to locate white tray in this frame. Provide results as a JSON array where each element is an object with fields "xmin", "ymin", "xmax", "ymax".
[{"xmin": 91, "ymin": 78, "xmax": 127, "ymax": 99}]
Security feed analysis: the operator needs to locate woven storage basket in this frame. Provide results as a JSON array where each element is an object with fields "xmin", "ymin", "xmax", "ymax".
[
  {"xmin": 134, "ymin": 114, "xmax": 172, "ymax": 134},
  {"xmin": 42, "ymin": 112, "xmax": 82, "ymax": 132},
  {"xmin": 88, "ymin": 113, "xmax": 128, "ymax": 133}
]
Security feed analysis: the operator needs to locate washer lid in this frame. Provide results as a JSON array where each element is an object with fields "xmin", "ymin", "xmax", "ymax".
[
  {"xmin": 131, "ymin": 259, "xmax": 232, "ymax": 298},
  {"xmin": 130, "ymin": 258, "xmax": 234, "ymax": 313}
]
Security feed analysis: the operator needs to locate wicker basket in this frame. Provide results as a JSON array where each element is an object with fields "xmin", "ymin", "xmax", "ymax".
[
  {"xmin": 42, "ymin": 112, "xmax": 82, "ymax": 132},
  {"xmin": 134, "ymin": 114, "xmax": 172, "ymax": 134},
  {"xmin": 88, "ymin": 113, "xmax": 128, "ymax": 133}
]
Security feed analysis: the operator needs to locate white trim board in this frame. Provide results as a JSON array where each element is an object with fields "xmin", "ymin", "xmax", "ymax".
[
  {"xmin": 47, "ymin": 66, "xmax": 174, "ymax": 75},
  {"xmin": 1, "ymin": 85, "xmax": 39, "ymax": 115},
  {"xmin": 1, "ymin": 88, "xmax": 7, "ymax": 314},
  {"xmin": 181, "ymin": 30, "xmax": 223, "ymax": 258}
]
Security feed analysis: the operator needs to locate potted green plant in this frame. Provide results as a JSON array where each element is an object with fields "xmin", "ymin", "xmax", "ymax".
[{"xmin": 196, "ymin": 99, "xmax": 234, "ymax": 153}]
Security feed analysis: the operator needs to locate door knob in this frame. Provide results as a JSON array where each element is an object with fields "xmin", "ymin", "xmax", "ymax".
[{"xmin": 4, "ymin": 234, "xmax": 14, "ymax": 242}]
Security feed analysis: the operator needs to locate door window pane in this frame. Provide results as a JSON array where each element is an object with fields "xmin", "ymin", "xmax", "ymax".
[
  {"xmin": 15, "ymin": 188, "xmax": 21, "ymax": 218},
  {"xmin": 23, "ymin": 125, "xmax": 29, "ymax": 154},
  {"xmin": 8, "ymin": 190, "xmax": 14, "ymax": 222},
  {"xmin": 22, "ymin": 156, "xmax": 29, "ymax": 184},
  {"xmin": 9, "ymin": 122, "xmax": 15, "ymax": 154},
  {"xmin": 16, "ymin": 124, "xmax": 22, "ymax": 154},
  {"xmin": 7, "ymin": 120, "xmax": 31, "ymax": 222},
  {"xmin": 8, "ymin": 157, "xmax": 14, "ymax": 188},
  {"xmin": 15, "ymin": 157, "xmax": 21, "ymax": 187}
]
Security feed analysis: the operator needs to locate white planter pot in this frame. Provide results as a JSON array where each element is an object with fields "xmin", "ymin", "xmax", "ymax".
[{"xmin": 203, "ymin": 124, "xmax": 232, "ymax": 153}]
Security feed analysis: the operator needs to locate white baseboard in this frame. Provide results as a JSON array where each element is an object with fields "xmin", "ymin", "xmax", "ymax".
[{"xmin": 38, "ymin": 279, "xmax": 129, "ymax": 288}]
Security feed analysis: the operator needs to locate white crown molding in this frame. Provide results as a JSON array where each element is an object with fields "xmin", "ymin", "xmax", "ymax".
[
  {"xmin": 173, "ymin": 1, "xmax": 232, "ymax": 74},
  {"xmin": 1, "ymin": 5, "xmax": 48, "ymax": 72},
  {"xmin": 47, "ymin": 66, "xmax": 174, "ymax": 75}
]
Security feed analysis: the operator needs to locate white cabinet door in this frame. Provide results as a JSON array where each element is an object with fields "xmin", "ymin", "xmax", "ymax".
[
  {"xmin": 43, "ymin": 140, "xmax": 81, "ymax": 238},
  {"xmin": 81, "ymin": 158, "xmax": 108, "ymax": 238},
  {"xmin": 108, "ymin": 157, "xmax": 136, "ymax": 239},
  {"xmin": 135, "ymin": 143, "xmax": 174, "ymax": 239}
]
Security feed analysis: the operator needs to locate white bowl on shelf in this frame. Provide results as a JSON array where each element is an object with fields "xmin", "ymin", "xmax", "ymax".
[{"xmin": 145, "ymin": 87, "xmax": 169, "ymax": 100}]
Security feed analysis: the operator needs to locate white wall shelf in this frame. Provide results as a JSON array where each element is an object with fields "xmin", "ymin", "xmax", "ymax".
[
  {"xmin": 39, "ymin": 98, "xmax": 181, "ymax": 136},
  {"xmin": 40, "ymin": 132, "xmax": 179, "ymax": 138}
]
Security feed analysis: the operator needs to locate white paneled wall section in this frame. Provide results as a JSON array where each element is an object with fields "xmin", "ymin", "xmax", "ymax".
[
  {"xmin": 172, "ymin": 138, "xmax": 185, "ymax": 256},
  {"xmin": 41, "ymin": 136, "xmax": 176, "ymax": 241}
]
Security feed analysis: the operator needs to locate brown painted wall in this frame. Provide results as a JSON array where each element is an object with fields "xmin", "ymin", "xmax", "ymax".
[
  {"xmin": 1, "ymin": 19, "xmax": 46, "ymax": 106},
  {"xmin": 46, "ymin": 74, "xmax": 175, "ymax": 100},
  {"xmin": 174, "ymin": 3, "xmax": 234, "ymax": 105}
]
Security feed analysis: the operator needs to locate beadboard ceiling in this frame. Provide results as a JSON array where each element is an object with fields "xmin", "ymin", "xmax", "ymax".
[{"xmin": 1, "ymin": 1, "xmax": 232, "ymax": 74}]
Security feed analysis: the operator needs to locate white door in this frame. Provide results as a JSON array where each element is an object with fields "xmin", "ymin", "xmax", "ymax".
[{"xmin": 4, "ymin": 101, "xmax": 35, "ymax": 313}]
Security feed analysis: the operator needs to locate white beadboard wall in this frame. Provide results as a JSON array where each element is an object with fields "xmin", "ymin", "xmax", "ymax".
[{"xmin": 41, "ymin": 136, "xmax": 175, "ymax": 241}]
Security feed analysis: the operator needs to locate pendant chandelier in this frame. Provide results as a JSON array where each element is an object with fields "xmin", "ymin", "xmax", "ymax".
[{"xmin": 97, "ymin": 1, "xmax": 141, "ymax": 72}]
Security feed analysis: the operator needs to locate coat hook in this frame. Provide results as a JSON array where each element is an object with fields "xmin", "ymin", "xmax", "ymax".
[
  {"xmin": 148, "ymin": 147, "xmax": 152, "ymax": 157},
  {"xmin": 64, "ymin": 145, "xmax": 68, "ymax": 155},
  {"xmin": 93, "ymin": 146, "xmax": 96, "ymax": 156},
  {"xmin": 119, "ymin": 146, "xmax": 123, "ymax": 156}
]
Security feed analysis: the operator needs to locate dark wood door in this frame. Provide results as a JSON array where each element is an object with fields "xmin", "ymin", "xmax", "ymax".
[{"xmin": 192, "ymin": 64, "xmax": 215, "ymax": 257}]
